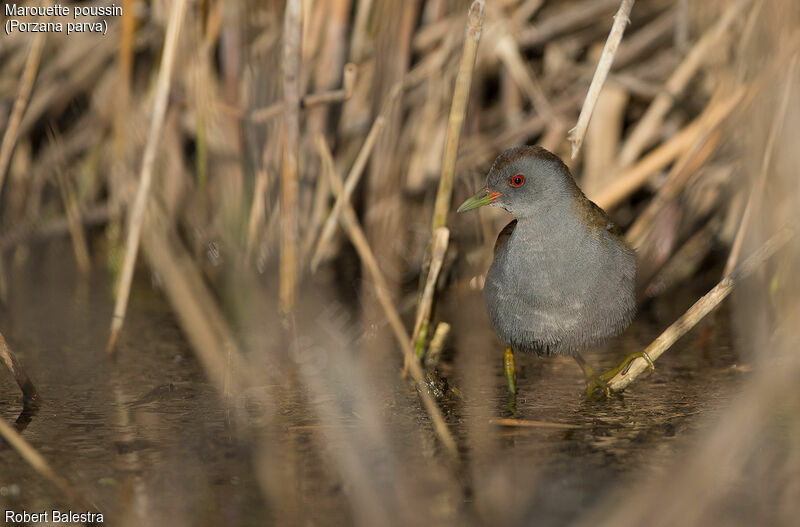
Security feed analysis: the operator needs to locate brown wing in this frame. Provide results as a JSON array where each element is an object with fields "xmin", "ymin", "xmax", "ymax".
[
  {"xmin": 493, "ymin": 219, "xmax": 517, "ymax": 256},
  {"xmin": 581, "ymin": 196, "xmax": 622, "ymax": 236}
]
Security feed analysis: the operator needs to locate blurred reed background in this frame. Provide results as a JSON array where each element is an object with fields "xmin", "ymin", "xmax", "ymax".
[{"xmin": 1, "ymin": 0, "xmax": 799, "ymax": 525}]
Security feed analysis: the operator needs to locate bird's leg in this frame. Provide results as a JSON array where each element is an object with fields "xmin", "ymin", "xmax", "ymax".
[
  {"xmin": 574, "ymin": 353, "xmax": 610, "ymax": 398},
  {"xmin": 504, "ymin": 347, "xmax": 517, "ymax": 395}
]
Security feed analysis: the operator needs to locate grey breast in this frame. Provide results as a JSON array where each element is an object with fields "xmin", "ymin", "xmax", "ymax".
[{"xmin": 483, "ymin": 217, "xmax": 636, "ymax": 357}]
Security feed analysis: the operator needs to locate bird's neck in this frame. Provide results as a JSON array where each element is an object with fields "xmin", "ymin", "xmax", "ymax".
[{"xmin": 512, "ymin": 201, "xmax": 585, "ymax": 245}]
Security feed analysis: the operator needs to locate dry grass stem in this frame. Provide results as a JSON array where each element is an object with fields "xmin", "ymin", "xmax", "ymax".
[
  {"xmin": 490, "ymin": 418, "xmax": 581, "ymax": 429},
  {"xmin": 318, "ymin": 141, "xmax": 410, "ymax": 352},
  {"xmin": 0, "ymin": 32, "xmax": 46, "ymax": 198},
  {"xmin": 411, "ymin": 227, "xmax": 450, "ymax": 348},
  {"xmin": 310, "ymin": 88, "xmax": 399, "ymax": 272},
  {"xmin": 279, "ymin": 0, "xmax": 303, "ymax": 313},
  {"xmin": 106, "ymin": 0, "xmax": 188, "ymax": 354},
  {"xmin": 250, "ymin": 63, "xmax": 357, "ymax": 122},
  {"xmin": 625, "ymin": 124, "xmax": 723, "ymax": 247},
  {"xmin": 616, "ymin": 0, "xmax": 752, "ymax": 168},
  {"xmin": 568, "ymin": 0, "xmax": 636, "ymax": 159},
  {"xmin": 425, "ymin": 321, "xmax": 451, "ymax": 367},
  {"xmin": 592, "ymin": 86, "xmax": 744, "ymax": 210},
  {"xmin": 431, "ymin": 0, "xmax": 485, "ymax": 233},
  {"xmin": 608, "ymin": 228, "xmax": 794, "ymax": 393},
  {"xmin": 613, "ymin": 8, "xmax": 677, "ymax": 69},
  {"xmin": 583, "ymin": 82, "xmax": 627, "ymax": 195},
  {"xmin": 319, "ymin": 137, "xmax": 458, "ymax": 459},
  {"xmin": 495, "ymin": 32, "xmax": 554, "ymax": 119},
  {"xmin": 55, "ymin": 167, "xmax": 91, "ymax": 276},
  {"xmin": 518, "ymin": 0, "xmax": 620, "ymax": 48},
  {"xmin": 303, "ymin": 62, "xmax": 357, "ymax": 106}
]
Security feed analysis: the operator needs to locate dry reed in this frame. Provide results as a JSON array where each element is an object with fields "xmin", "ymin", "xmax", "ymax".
[{"xmin": 106, "ymin": 0, "xmax": 188, "ymax": 354}]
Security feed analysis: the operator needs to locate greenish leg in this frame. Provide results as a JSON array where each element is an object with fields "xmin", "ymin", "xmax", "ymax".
[
  {"xmin": 575, "ymin": 351, "xmax": 656, "ymax": 398},
  {"xmin": 574, "ymin": 353, "xmax": 609, "ymax": 398},
  {"xmin": 504, "ymin": 347, "xmax": 517, "ymax": 395}
]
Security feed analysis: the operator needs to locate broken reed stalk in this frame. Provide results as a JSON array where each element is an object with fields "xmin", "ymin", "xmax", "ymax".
[
  {"xmin": 310, "ymin": 87, "xmax": 400, "ymax": 272},
  {"xmin": 490, "ymin": 418, "xmax": 581, "ymax": 430},
  {"xmin": 608, "ymin": 228, "xmax": 794, "ymax": 393},
  {"xmin": 106, "ymin": 0, "xmax": 187, "ymax": 355},
  {"xmin": 568, "ymin": 0, "xmax": 636, "ymax": 159},
  {"xmin": 0, "ymin": 330, "xmax": 40, "ymax": 406},
  {"xmin": 249, "ymin": 63, "xmax": 357, "ymax": 122},
  {"xmin": 0, "ymin": 31, "xmax": 46, "ymax": 198},
  {"xmin": 431, "ymin": 0, "xmax": 485, "ymax": 233},
  {"xmin": 424, "ymin": 321, "xmax": 451, "ymax": 368},
  {"xmin": 722, "ymin": 56, "xmax": 798, "ymax": 276},
  {"xmin": 616, "ymin": 0, "xmax": 752, "ymax": 168},
  {"xmin": 302, "ymin": 62, "xmax": 357, "ymax": 106},
  {"xmin": 411, "ymin": 227, "xmax": 450, "ymax": 349},
  {"xmin": 280, "ymin": 0, "xmax": 302, "ymax": 314},
  {"xmin": 406, "ymin": 227, "xmax": 449, "ymax": 375},
  {"xmin": 317, "ymin": 136, "xmax": 458, "ymax": 459},
  {"xmin": 0, "ymin": 417, "xmax": 98, "ymax": 514}
]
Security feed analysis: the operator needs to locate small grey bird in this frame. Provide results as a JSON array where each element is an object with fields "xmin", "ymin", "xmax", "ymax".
[{"xmin": 458, "ymin": 145, "xmax": 652, "ymax": 396}]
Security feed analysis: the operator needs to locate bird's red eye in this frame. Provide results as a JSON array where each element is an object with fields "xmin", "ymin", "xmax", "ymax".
[{"xmin": 509, "ymin": 174, "xmax": 525, "ymax": 187}]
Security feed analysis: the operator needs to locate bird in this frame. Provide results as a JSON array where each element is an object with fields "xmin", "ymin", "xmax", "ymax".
[{"xmin": 457, "ymin": 145, "xmax": 653, "ymax": 397}]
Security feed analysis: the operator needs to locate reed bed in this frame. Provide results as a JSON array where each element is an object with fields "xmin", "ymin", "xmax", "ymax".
[{"xmin": 1, "ymin": 0, "xmax": 799, "ymax": 525}]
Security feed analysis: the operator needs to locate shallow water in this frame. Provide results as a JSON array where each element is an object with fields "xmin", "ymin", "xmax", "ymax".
[
  {"xmin": 440, "ymin": 271, "xmax": 742, "ymax": 526},
  {"xmin": 0, "ymin": 245, "xmax": 745, "ymax": 526}
]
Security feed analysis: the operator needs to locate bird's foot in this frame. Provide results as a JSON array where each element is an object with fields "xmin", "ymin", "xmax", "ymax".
[
  {"xmin": 574, "ymin": 351, "xmax": 653, "ymax": 399},
  {"xmin": 585, "ymin": 351, "xmax": 655, "ymax": 398},
  {"xmin": 584, "ymin": 375, "xmax": 612, "ymax": 399},
  {"xmin": 504, "ymin": 347, "xmax": 517, "ymax": 395},
  {"xmin": 574, "ymin": 354, "xmax": 610, "ymax": 399},
  {"xmin": 600, "ymin": 351, "xmax": 655, "ymax": 381}
]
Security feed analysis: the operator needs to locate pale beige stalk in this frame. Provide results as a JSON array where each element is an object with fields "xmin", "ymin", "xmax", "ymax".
[
  {"xmin": 106, "ymin": 0, "xmax": 188, "ymax": 354},
  {"xmin": 568, "ymin": 0, "xmax": 636, "ymax": 159}
]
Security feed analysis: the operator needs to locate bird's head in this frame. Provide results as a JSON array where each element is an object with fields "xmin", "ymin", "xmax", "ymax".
[{"xmin": 457, "ymin": 145, "xmax": 579, "ymax": 219}]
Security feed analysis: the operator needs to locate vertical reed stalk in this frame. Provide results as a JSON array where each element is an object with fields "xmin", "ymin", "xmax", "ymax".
[
  {"xmin": 431, "ymin": 0, "xmax": 485, "ymax": 233},
  {"xmin": 568, "ymin": 0, "xmax": 635, "ymax": 158},
  {"xmin": 0, "ymin": 32, "xmax": 46, "ymax": 199},
  {"xmin": 280, "ymin": 0, "xmax": 302, "ymax": 313},
  {"xmin": 106, "ymin": 0, "xmax": 188, "ymax": 354}
]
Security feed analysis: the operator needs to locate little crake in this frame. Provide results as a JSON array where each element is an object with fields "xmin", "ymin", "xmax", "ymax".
[{"xmin": 458, "ymin": 146, "xmax": 652, "ymax": 396}]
